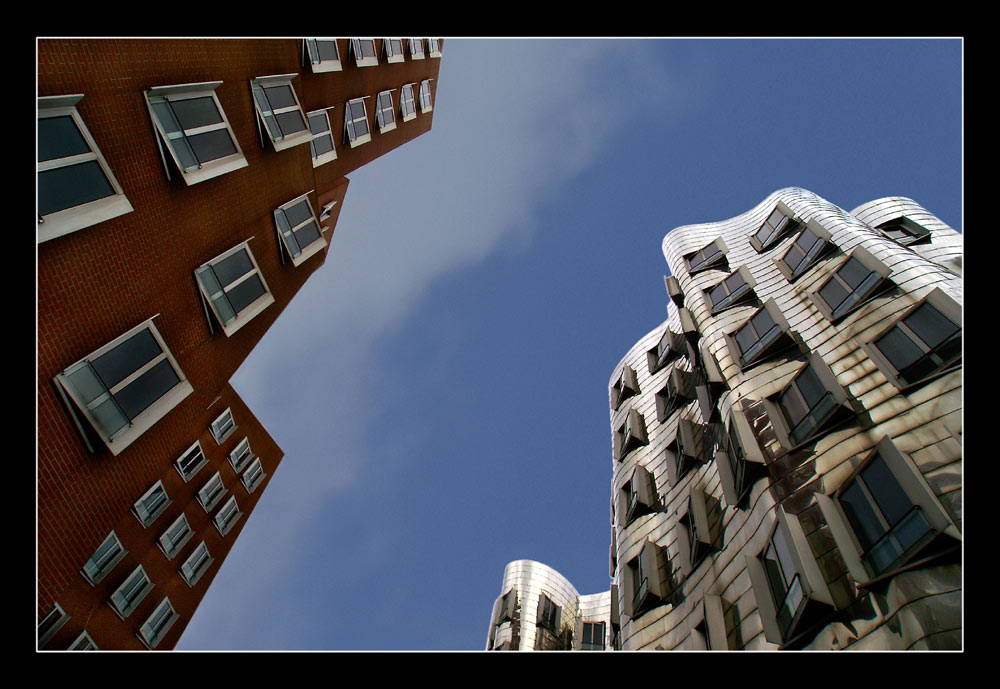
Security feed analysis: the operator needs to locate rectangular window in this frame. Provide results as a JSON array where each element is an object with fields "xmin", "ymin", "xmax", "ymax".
[
  {"xmin": 304, "ymin": 39, "xmax": 342, "ymax": 72},
  {"xmin": 274, "ymin": 192, "xmax": 328, "ymax": 267},
  {"xmin": 175, "ymin": 440, "xmax": 208, "ymax": 482},
  {"xmin": 684, "ymin": 238, "xmax": 728, "ymax": 275},
  {"xmin": 81, "ymin": 531, "xmax": 126, "ymax": 585},
  {"xmin": 536, "ymin": 594, "xmax": 560, "ymax": 633},
  {"xmin": 581, "ymin": 621, "xmax": 605, "ymax": 650},
  {"xmin": 69, "ymin": 630, "xmax": 98, "ymax": 650},
  {"xmin": 728, "ymin": 300, "xmax": 797, "ymax": 370},
  {"xmin": 610, "ymin": 365, "xmax": 638, "ymax": 409},
  {"xmin": 242, "ymin": 456, "xmax": 266, "ymax": 494},
  {"xmin": 614, "ymin": 408, "xmax": 648, "ymax": 461},
  {"xmin": 307, "ymin": 109, "xmax": 338, "ymax": 168},
  {"xmin": 157, "ymin": 512, "xmax": 193, "ymax": 559},
  {"xmin": 647, "ymin": 327, "xmax": 685, "ymax": 374},
  {"xmin": 180, "ymin": 541, "xmax": 215, "ymax": 587},
  {"xmin": 400, "ymin": 84, "xmax": 417, "ymax": 122},
  {"xmin": 344, "ymin": 97, "xmax": 371, "ymax": 147},
  {"xmin": 195, "ymin": 240, "xmax": 275, "ymax": 337},
  {"xmin": 145, "ymin": 81, "xmax": 247, "ymax": 186},
  {"xmin": 214, "ymin": 495, "xmax": 243, "ymax": 536},
  {"xmin": 384, "ymin": 38, "xmax": 405, "ymax": 63},
  {"xmin": 418, "ymin": 80, "xmax": 433, "ymax": 113},
  {"xmin": 38, "ymin": 94, "xmax": 133, "ymax": 242},
  {"xmin": 750, "ymin": 205, "xmax": 799, "ymax": 253},
  {"xmin": 761, "ymin": 525, "xmax": 806, "ymax": 641},
  {"xmin": 775, "ymin": 222, "xmax": 832, "ymax": 282},
  {"xmin": 409, "ymin": 38, "xmax": 425, "ymax": 60},
  {"xmin": 251, "ymin": 74, "xmax": 311, "ymax": 152},
  {"xmin": 210, "ymin": 407, "xmax": 236, "ymax": 444},
  {"xmin": 54, "ymin": 318, "xmax": 193, "ymax": 456},
  {"xmin": 138, "ymin": 597, "xmax": 179, "ymax": 649},
  {"xmin": 198, "ymin": 471, "xmax": 227, "ymax": 513},
  {"xmin": 427, "ymin": 38, "xmax": 442, "ymax": 58},
  {"xmin": 132, "ymin": 480, "xmax": 171, "ymax": 528},
  {"xmin": 351, "ymin": 38, "xmax": 379, "ymax": 67},
  {"xmin": 228, "ymin": 436, "xmax": 252, "ymax": 473},
  {"xmin": 375, "ymin": 90, "xmax": 397, "ymax": 134},
  {"xmin": 811, "ymin": 247, "xmax": 892, "ymax": 322},
  {"xmin": 109, "ymin": 565, "xmax": 153, "ymax": 619},
  {"xmin": 875, "ymin": 216, "xmax": 931, "ymax": 246},
  {"xmin": 38, "ymin": 603, "xmax": 70, "ymax": 648},
  {"xmin": 706, "ymin": 266, "xmax": 756, "ymax": 314}
]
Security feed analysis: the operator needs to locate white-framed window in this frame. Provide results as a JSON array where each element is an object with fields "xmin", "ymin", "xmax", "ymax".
[
  {"xmin": 427, "ymin": 38, "xmax": 442, "ymax": 58},
  {"xmin": 375, "ymin": 90, "xmax": 397, "ymax": 134},
  {"xmin": 241, "ymin": 456, "xmax": 267, "ymax": 494},
  {"xmin": 250, "ymin": 74, "xmax": 311, "ymax": 152},
  {"xmin": 54, "ymin": 318, "xmax": 193, "ymax": 456},
  {"xmin": 197, "ymin": 471, "xmax": 227, "ymax": 513},
  {"xmin": 38, "ymin": 94, "xmax": 134, "ymax": 243},
  {"xmin": 157, "ymin": 512, "xmax": 194, "ymax": 559},
  {"xmin": 144, "ymin": 81, "xmax": 248, "ymax": 186},
  {"xmin": 307, "ymin": 108, "xmax": 338, "ymax": 168},
  {"xmin": 38, "ymin": 602, "xmax": 70, "ymax": 648},
  {"xmin": 179, "ymin": 540, "xmax": 215, "ymax": 587},
  {"xmin": 68, "ymin": 629, "xmax": 98, "ymax": 650},
  {"xmin": 132, "ymin": 480, "xmax": 172, "ymax": 528},
  {"xmin": 137, "ymin": 596, "xmax": 179, "ymax": 649},
  {"xmin": 304, "ymin": 39, "xmax": 342, "ymax": 72},
  {"xmin": 108, "ymin": 564, "xmax": 153, "ymax": 620},
  {"xmin": 174, "ymin": 439, "xmax": 208, "ymax": 482},
  {"xmin": 418, "ymin": 79, "xmax": 433, "ymax": 113},
  {"xmin": 195, "ymin": 240, "xmax": 275, "ymax": 337},
  {"xmin": 384, "ymin": 38, "xmax": 405, "ymax": 63},
  {"xmin": 400, "ymin": 83, "xmax": 417, "ymax": 122},
  {"xmin": 81, "ymin": 530, "xmax": 127, "ymax": 585},
  {"xmin": 274, "ymin": 192, "xmax": 328, "ymax": 267},
  {"xmin": 344, "ymin": 97, "xmax": 371, "ymax": 147},
  {"xmin": 214, "ymin": 495, "xmax": 243, "ymax": 536},
  {"xmin": 229, "ymin": 436, "xmax": 253, "ymax": 473},
  {"xmin": 210, "ymin": 407, "xmax": 236, "ymax": 444},
  {"xmin": 351, "ymin": 38, "xmax": 379, "ymax": 67},
  {"xmin": 408, "ymin": 38, "xmax": 425, "ymax": 60}
]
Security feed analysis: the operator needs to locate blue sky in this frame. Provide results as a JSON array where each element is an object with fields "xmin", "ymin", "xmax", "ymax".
[{"xmin": 175, "ymin": 38, "xmax": 961, "ymax": 651}]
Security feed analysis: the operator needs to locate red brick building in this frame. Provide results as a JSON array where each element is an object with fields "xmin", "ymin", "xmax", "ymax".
[{"xmin": 37, "ymin": 38, "xmax": 442, "ymax": 650}]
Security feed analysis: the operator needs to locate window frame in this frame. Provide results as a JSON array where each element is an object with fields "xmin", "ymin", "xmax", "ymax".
[
  {"xmin": 344, "ymin": 96, "xmax": 372, "ymax": 148},
  {"xmin": 383, "ymin": 38, "xmax": 405, "ymax": 63},
  {"xmin": 306, "ymin": 108, "xmax": 338, "ymax": 168},
  {"xmin": 418, "ymin": 79, "xmax": 433, "ymax": 114},
  {"xmin": 536, "ymin": 594, "xmax": 561, "ymax": 634},
  {"xmin": 197, "ymin": 471, "xmax": 227, "ymax": 513},
  {"xmin": 613, "ymin": 408, "xmax": 648, "ymax": 461},
  {"xmin": 619, "ymin": 462, "xmax": 659, "ymax": 526},
  {"xmin": 144, "ymin": 81, "xmax": 248, "ymax": 186},
  {"xmin": 274, "ymin": 191, "xmax": 328, "ymax": 267},
  {"xmin": 581, "ymin": 621, "xmax": 606, "ymax": 651},
  {"xmin": 38, "ymin": 602, "xmax": 70, "ymax": 648},
  {"xmin": 37, "ymin": 94, "xmax": 134, "ymax": 242},
  {"xmin": 724, "ymin": 298, "xmax": 799, "ymax": 371},
  {"xmin": 663, "ymin": 418, "xmax": 701, "ymax": 487},
  {"xmin": 68, "ymin": 629, "xmax": 98, "ymax": 650},
  {"xmin": 157, "ymin": 512, "xmax": 194, "ymax": 560},
  {"xmin": 54, "ymin": 318, "xmax": 194, "ymax": 456},
  {"xmin": 774, "ymin": 219, "xmax": 835, "ymax": 283},
  {"xmin": 137, "ymin": 596, "xmax": 179, "ymax": 649},
  {"xmin": 683, "ymin": 237, "xmax": 728, "ymax": 275},
  {"xmin": 303, "ymin": 39, "xmax": 343, "ymax": 72},
  {"xmin": 194, "ymin": 239, "xmax": 275, "ymax": 337},
  {"xmin": 408, "ymin": 38, "xmax": 426, "ymax": 60},
  {"xmin": 81, "ymin": 530, "xmax": 127, "ymax": 585},
  {"xmin": 874, "ymin": 216, "xmax": 932, "ymax": 247},
  {"xmin": 400, "ymin": 83, "xmax": 418, "ymax": 122},
  {"xmin": 677, "ymin": 488, "xmax": 716, "ymax": 575},
  {"xmin": 610, "ymin": 364, "xmax": 639, "ymax": 409},
  {"xmin": 749, "ymin": 201, "xmax": 801, "ymax": 253},
  {"xmin": 241, "ymin": 456, "xmax": 267, "ymax": 494},
  {"xmin": 350, "ymin": 38, "xmax": 379, "ymax": 67},
  {"xmin": 374, "ymin": 89, "xmax": 397, "ymax": 134},
  {"xmin": 108, "ymin": 564, "xmax": 154, "ymax": 620},
  {"xmin": 250, "ymin": 74, "xmax": 312, "ymax": 152},
  {"xmin": 809, "ymin": 246, "xmax": 893, "ymax": 323},
  {"xmin": 228, "ymin": 436, "xmax": 253, "ymax": 473},
  {"xmin": 179, "ymin": 540, "xmax": 215, "ymax": 587},
  {"xmin": 623, "ymin": 539, "xmax": 673, "ymax": 619},
  {"xmin": 132, "ymin": 480, "xmax": 172, "ymax": 528},
  {"xmin": 647, "ymin": 327, "xmax": 686, "ymax": 374},
  {"xmin": 860, "ymin": 288, "xmax": 962, "ymax": 391},
  {"xmin": 704, "ymin": 265, "xmax": 757, "ymax": 315},
  {"xmin": 427, "ymin": 38, "xmax": 442, "ymax": 58},
  {"xmin": 174, "ymin": 439, "xmax": 208, "ymax": 482},
  {"xmin": 214, "ymin": 495, "xmax": 243, "ymax": 536},
  {"xmin": 654, "ymin": 367, "xmax": 695, "ymax": 423},
  {"xmin": 714, "ymin": 406, "xmax": 767, "ymax": 509},
  {"xmin": 210, "ymin": 407, "xmax": 236, "ymax": 444}
]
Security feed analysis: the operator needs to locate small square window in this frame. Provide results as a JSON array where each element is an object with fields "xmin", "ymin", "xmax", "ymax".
[
  {"xmin": 725, "ymin": 299, "xmax": 799, "ymax": 371},
  {"xmin": 344, "ymin": 97, "xmax": 371, "ymax": 147},
  {"xmin": 38, "ymin": 95, "xmax": 133, "ymax": 242},
  {"xmin": 174, "ymin": 440, "xmax": 208, "ymax": 482},
  {"xmin": 408, "ymin": 38, "xmax": 426, "ymax": 60},
  {"xmin": 307, "ymin": 109, "xmax": 338, "ymax": 168},
  {"xmin": 157, "ymin": 512, "xmax": 194, "ymax": 559},
  {"xmin": 54, "ymin": 318, "xmax": 193, "ymax": 456},
  {"xmin": 304, "ymin": 39, "xmax": 342, "ymax": 72},
  {"xmin": 109, "ymin": 565, "xmax": 154, "ymax": 620},
  {"xmin": 427, "ymin": 38, "xmax": 442, "ymax": 58},
  {"xmin": 683, "ymin": 237, "xmax": 728, "ymax": 275},
  {"xmin": 229, "ymin": 436, "xmax": 253, "ymax": 473},
  {"xmin": 750, "ymin": 202, "xmax": 800, "ymax": 253},
  {"xmin": 274, "ymin": 192, "xmax": 328, "ymax": 267},
  {"xmin": 620, "ymin": 463, "xmax": 659, "ymax": 526},
  {"xmin": 654, "ymin": 367, "xmax": 695, "ymax": 423},
  {"xmin": 810, "ymin": 247, "xmax": 892, "ymax": 323},
  {"xmin": 351, "ymin": 38, "xmax": 379, "ymax": 67},
  {"xmin": 581, "ymin": 621, "xmax": 606, "ymax": 651},
  {"xmin": 241, "ymin": 456, "xmax": 267, "ymax": 494},
  {"xmin": 613, "ymin": 408, "xmax": 648, "ymax": 461},
  {"xmin": 774, "ymin": 221, "xmax": 834, "ymax": 282},
  {"xmin": 400, "ymin": 83, "xmax": 418, "ymax": 122},
  {"xmin": 610, "ymin": 365, "xmax": 639, "ymax": 409},
  {"xmin": 875, "ymin": 216, "xmax": 931, "ymax": 247},
  {"xmin": 419, "ymin": 80, "xmax": 433, "ymax": 114},
  {"xmin": 705, "ymin": 266, "xmax": 756, "ymax": 315},
  {"xmin": 384, "ymin": 38, "xmax": 405, "ymax": 63},
  {"xmin": 197, "ymin": 471, "xmax": 227, "ymax": 513},
  {"xmin": 375, "ymin": 90, "xmax": 397, "ymax": 134},
  {"xmin": 251, "ymin": 74, "xmax": 311, "ymax": 152},
  {"xmin": 536, "ymin": 594, "xmax": 561, "ymax": 634},
  {"xmin": 195, "ymin": 240, "xmax": 275, "ymax": 337},
  {"xmin": 647, "ymin": 327, "xmax": 687, "ymax": 374},
  {"xmin": 138, "ymin": 596, "xmax": 179, "ymax": 649},
  {"xmin": 145, "ymin": 81, "xmax": 248, "ymax": 186},
  {"xmin": 81, "ymin": 530, "xmax": 126, "ymax": 585},
  {"xmin": 214, "ymin": 495, "xmax": 243, "ymax": 536},
  {"xmin": 38, "ymin": 603, "xmax": 70, "ymax": 648},
  {"xmin": 179, "ymin": 541, "xmax": 215, "ymax": 587},
  {"xmin": 132, "ymin": 480, "xmax": 172, "ymax": 528},
  {"xmin": 210, "ymin": 407, "xmax": 236, "ymax": 444}
]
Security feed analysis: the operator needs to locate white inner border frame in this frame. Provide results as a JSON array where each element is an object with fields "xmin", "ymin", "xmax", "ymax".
[
  {"xmin": 250, "ymin": 73, "xmax": 312, "ymax": 152},
  {"xmin": 195, "ymin": 238, "xmax": 275, "ymax": 338},
  {"xmin": 274, "ymin": 190, "xmax": 328, "ymax": 267}
]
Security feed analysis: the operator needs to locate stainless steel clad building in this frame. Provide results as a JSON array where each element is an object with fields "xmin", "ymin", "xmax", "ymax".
[{"xmin": 490, "ymin": 187, "xmax": 961, "ymax": 651}]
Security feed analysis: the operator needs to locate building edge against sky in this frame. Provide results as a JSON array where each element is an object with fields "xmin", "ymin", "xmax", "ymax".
[
  {"xmin": 37, "ymin": 38, "xmax": 442, "ymax": 651},
  {"xmin": 487, "ymin": 187, "xmax": 961, "ymax": 651}
]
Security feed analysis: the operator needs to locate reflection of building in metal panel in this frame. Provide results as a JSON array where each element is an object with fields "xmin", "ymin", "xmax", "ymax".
[{"xmin": 486, "ymin": 560, "xmax": 611, "ymax": 651}]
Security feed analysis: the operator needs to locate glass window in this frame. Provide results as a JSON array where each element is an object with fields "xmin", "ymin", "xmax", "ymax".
[
  {"xmin": 195, "ymin": 241, "xmax": 274, "ymax": 337},
  {"xmin": 752, "ymin": 207, "xmax": 799, "ymax": 252},
  {"xmin": 384, "ymin": 38, "xmax": 405, "ymax": 63},
  {"xmin": 537, "ymin": 595, "xmax": 560, "ymax": 632},
  {"xmin": 304, "ymin": 39, "xmax": 342, "ymax": 72},
  {"xmin": 419, "ymin": 80, "xmax": 433, "ymax": 113},
  {"xmin": 871, "ymin": 299, "xmax": 961, "ymax": 387},
  {"xmin": 761, "ymin": 526, "xmax": 805, "ymax": 641},
  {"xmin": 375, "ymin": 90, "xmax": 396, "ymax": 133},
  {"xmin": 214, "ymin": 495, "xmax": 243, "ymax": 536},
  {"xmin": 307, "ymin": 109, "xmax": 337, "ymax": 168},
  {"xmin": 776, "ymin": 362, "xmax": 837, "ymax": 447},
  {"xmin": 175, "ymin": 440, "xmax": 208, "ymax": 482},
  {"xmin": 707, "ymin": 268, "xmax": 754, "ymax": 314},
  {"xmin": 778, "ymin": 225, "xmax": 829, "ymax": 281},
  {"xmin": 242, "ymin": 456, "xmax": 266, "ymax": 493},
  {"xmin": 685, "ymin": 239, "xmax": 726, "ymax": 274},
  {"xmin": 875, "ymin": 217, "xmax": 931, "ymax": 246},
  {"xmin": 251, "ymin": 75, "xmax": 311, "ymax": 151},
  {"xmin": 81, "ymin": 531, "xmax": 126, "ymax": 585},
  {"xmin": 198, "ymin": 471, "xmax": 227, "ymax": 513},
  {"xmin": 427, "ymin": 38, "xmax": 442, "ymax": 58},
  {"xmin": 351, "ymin": 38, "xmax": 378, "ymax": 67},
  {"xmin": 815, "ymin": 253, "xmax": 887, "ymax": 321},
  {"xmin": 581, "ymin": 621, "xmax": 605, "ymax": 650},
  {"xmin": 730, "ymin": 301, "xmax": 795, "ymax": 370},
  {"xmin": 133, "ymin": 480, "xmax": 171, "ymax": 528},
  {"xmin": 210, "ymin": 408, "xmax": 236, "ymax": 444},
  {"xmin": 344, "ymin": 97, "xmax": 371, "ymax": 147},
  {"xmin": 138, "ymin": 597, "xmax": 179, "ymax": 649},
  {"xmin": 68, "ymin": 630, "xmax": 98, "ymax": 650},
  {"xmin": 274, "ymin": 193, "xmax": 327, "ymax": 266},
  {"xmin": 109, "ymin": 565, "xmax": 153, "ymax": 619},
  {"xmin": 180, "ymin": 541, "xmax": 215, "ymax": 587},
  {"xmin": 400, "ymin": 84, "xmax": 417, "ymax": 122},
  {"xmin": 158, "ymin": 513, "xmax": 193, "ymax": 559},
  {"xmin": 409, "ymin": 38, "xmax": 425, "ymax": 59},
  {"xmin": 38, "ymin": 603, "xmax": 70, "ymax": 647}
]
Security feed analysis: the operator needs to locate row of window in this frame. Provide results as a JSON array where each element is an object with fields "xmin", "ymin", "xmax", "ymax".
[{"xmin": 305, "ymin": 38, "xmax": 441, "ymax": 72}]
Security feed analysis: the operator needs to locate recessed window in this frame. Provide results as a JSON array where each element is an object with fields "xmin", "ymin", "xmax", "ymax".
[
  {"xmin": 175, "ymin": 440, "xmax": 208, "ymax": 482},
  {"xmin": 351, "ymin": 38, "xmax": 378, "ymax": 67},
  {"xmin": 307, "ymin": 109, "xmax": 338, "ymax": 168},
  {"xmin": 496, "ymin": 589, "xmax": 517, "ymax": 624},
  {"xmin": 623, "ymin": 540, "xmax": 675, "ymax": 618},
  {"xmin": 304, "ymin": 39, "xmax": 342, "ymax": 72},
  {"xmin": 536, "ymin": 594, "xmax": 561, "ymax": 633},
  {"xmin": 705, "ymin": 266, "xmax": 756, "ymax": 314},
  {"xmin": 229, "ymin": 436, "xmax": 253, "ymax": 473},
  {"xmin": 400, "ymin": 83, "xmax": 417, "ymax": 122},
  {"xmin": 241, "ymin": 456, "xmax": 267, "ymax": 494},
  {"xmin": 683, "ymin": 237, "xmax": 728, "ymax": 275},
  {"xmin": 620, "ymin": 463, "xmax": 659, "ymax": 526},
  {"xmin": 427, "ymin": 38, "xmax": 442, "ymax": 58},
  {"xmin": 875, "ymin": 216, "xmax": 931, "ymax": 247},
  {"xmin": 774, "ymin": 221, "xmax": 834, "ymax": 282},
  {"xmin": 647, "ymin": 327, "xmax": 686, "ymax": 374},
  {"xmin": 750, "ymin": 203, "xmax": 800, "ymax": 253},
  {"xmin": 179, "ymin": 541, "xmax": 215, "ymax": 587},
  {"xmin": 144, "ymin": 81, "xmax": 248, "ymax": 186},
  {"xmin": 109, "ymin": 564, "xmax": 154, "ymax": 620},
  {"xmin": 862, "ymin": 288, "xmax": 961, "ymax": 390},
  {"xmin": 54, "ymin": 318, "xmax": 193, "ymax": 456},
  {"xmin": 138, "ymin": 597, "xmax": 179, "ymax": 649},
  {"xmin": 664, "ymin": 275, "xmax": 685, "ymax": 306},
  {"xmin": 274, "ymin": 192, "xmax": 328, "ymax": 267},
  {"xmin": 384, "ymin": 38, "xmax": 405, "ymax": 63},
  {"xmin": 726, "ymin": 299, "xmax": 798, "ymax": 371},
  {"xmin": 613, "ymin": 408, "xmax": 648, "ymax": 461},
  {"xmin": 210, "ymin": 407, "xmax": 236, "ymax": 444},
  {"xmin": 714, "ymin": 407, "xmax": 767, "ymax": 509},
  {"xmin": 678, "ymin": 488, "xmax": 717, "ymax": 574},
  {"xmin": 195, "ymin": 240, "xmax": 275, "ymax": 337},
  {"xmin": 132, "ymin": 480, "xmax": 171, "ymax": 528},
  {"xmin": 251, "ymin": 74, "xmax": 311, "ymax": 152},
  {"xmin": 419, "ymin": 80, "xmax": 433, "ymax": 113},
  {"xmin": 664, "ymin": 418, "xmax": 701, "ymax": 487},
  {"xmin": 37, "ymin": 94, "xmax": 133, "ymax": 242},
  {"xmin": 810, "ymin": 247, "xmax": 892, "ymax": 323},
  {"xmin": 214, "ymin": 495, "xmax": 243, "ymax": 536},
  {"xmin": 344, "ymin": 97, "xmax": 371, "ymax": 147},
  {"xmin": 374, "ymin": 90, "xmax": 397, "ymax": 134},
  {"xmin": 610, "ymin": 365, "xmax": 639, "ymax": 409},
  {"xmin": 581, "ymin": 621, "xmax": 606, "ymax": 651},
  {"xmin": 81, "ymin": 531, "xmax": 126, "ymax": 585},
  {"xmin": 409, "ymin": 38, "xmax": 425, "ymax": 60},
  {"xmin": 197, "ymin": 471, "xmax": 227, "ymax": 513},
  {"xmin": 654, "ymin": 367, "xmax": 695, "ymax": 423},
  {"xmin": 38, "ymin": 603, "xmax": 70, "ymax": 648},
  {"xmin": 157, "ymin": 512, "xmax": 193, "ymax": 559},
  {"xmin": 68, "ymin": 630, "xmax": 98, "ymax": 650}
]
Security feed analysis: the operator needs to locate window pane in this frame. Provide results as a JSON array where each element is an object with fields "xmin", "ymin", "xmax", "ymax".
[
  {"xmin": 38, "ymin": 161, "xmax": 115, "ymax": 216},
  {"xmin": 837, "ymin": 257, "xmax": 870, "ymax": 290},
  {"xmin": 311, "ymin": 134, "xmax": 333, "ymax": 156},
  {"xmin": 794, "ymin": 365, "xmax": 826, "ymax": 409},
  {"xmin": 819, "ymin": 278, "xmax": 848, "ymax": 312},
  {"xmin": 113, "ymin": 358, "xmax": 181, "ymax": 420},
  {"xmin": 91, "ymin": 328, "xmax": 162, "ymax": 389},
  {"xmin": 904, "ymin": 303, "xmax": 959, "ymax": 350},
  {"xmin": 735, "ymin": 322, "xmax": 758, "ymax": 355},
  {"xmin": 283, "ymin": 200, "xmax": 313, "ymax": 228},
  {"xmin": 293, "ymin": 220, "xmax": 322, "ymax": 249},
  {"xmin": 308, "ymin": 113, "xmax": 329, "ymax": 135},
  {"xmin": 187, "ymin": 128, "xmax": 238, "ymax": 164},
  {"xmin": 169, "ymin": 96, "xmax": 223, "ymax": 130},
  {"xmin": 274, "ymin": 110, "xmax": 307, "ymax": 136},
  {"xmin": 349, "ymin": 101, "xmax": 367, "ymax": 120},
  {"xmin": 226, "ymin": 273, "xmax": 266, "ymax": 314},
  {"xmin": 875, "ymin": 326, "xmax": 924, "ymax": 371},
  {"xmin": 860, "ymin": 455, "xmax": 913, "ymax": 527},
  {"xmin": 91, "ymin": 396, "xmax": 129, "ymax": 436},
  {"xmin": 317, "ymin": 40, "xmax": 338, "ymax": 61},
  {"xmin": 779, "ymin": 387, "xmax": 808, "ymax": 428},
  {"xmin": 38, "ymin": 115, "xmax": 91, "ymax": 162},
  {"xmin": 838, "ymin": 481, "xmax": 883, "ymax": 550},
  {"xmin": 212, "ymin": 249, "xmax": 254, "ymax": 287},
  {"xmin": 65, "ymin": 364, "xmax": 107, "ymax": 404},
  {"xmin": 263, "ymin": 85, "xmax": 297, "ymax": 110}
]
